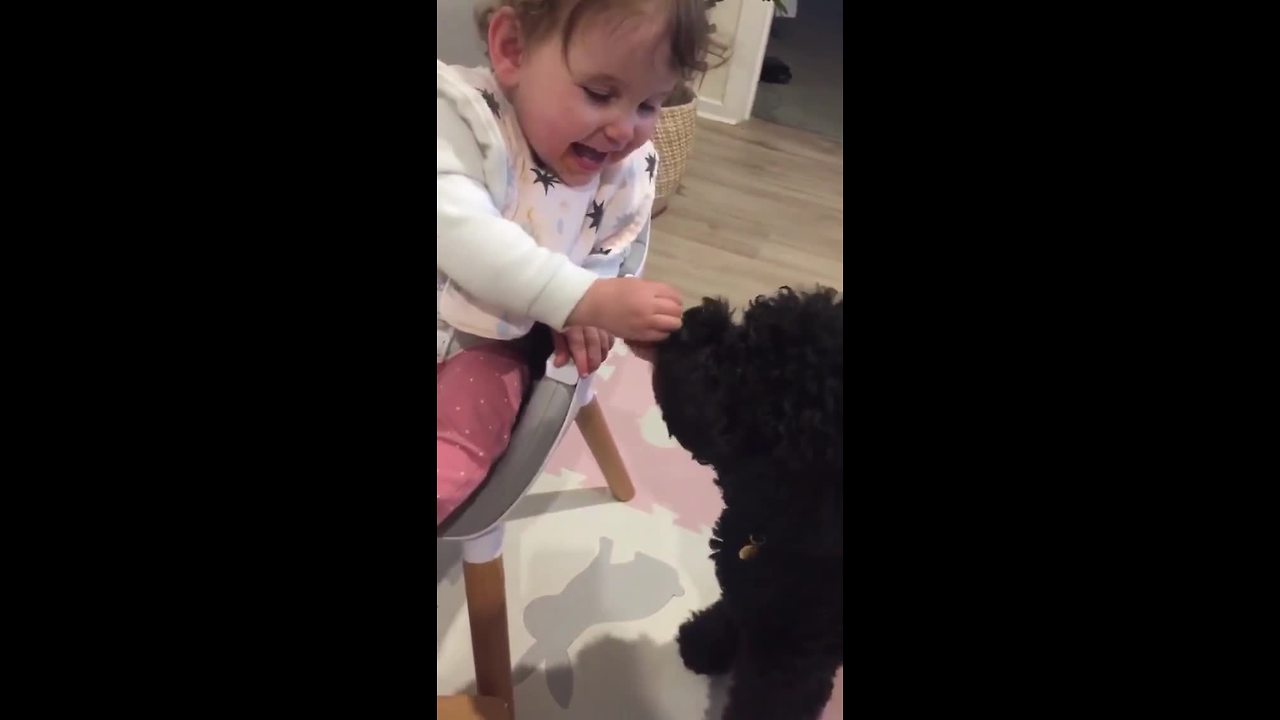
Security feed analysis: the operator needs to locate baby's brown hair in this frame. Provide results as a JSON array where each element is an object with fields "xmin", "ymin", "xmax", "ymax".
[{"xmin": 474, "ymin": 0, "xmax": 726, "ymax": 81}]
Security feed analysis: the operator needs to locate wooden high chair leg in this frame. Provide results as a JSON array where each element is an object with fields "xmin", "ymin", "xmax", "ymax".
[
  {"xmin": 436, "ymin": 694, "xmax": 508, "ymax": 720},
  {"xmin": 462, "ymin": 529, "xmax": 514, "ymax": 719},
  {"xmin": 575, "ymin": 397, "xmax": 636, "ymax": 502}
]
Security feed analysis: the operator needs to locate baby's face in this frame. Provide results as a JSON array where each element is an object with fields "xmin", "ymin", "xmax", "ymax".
[{"xmin": 508, "ymin": 9, "xmax": 680, "ymax": 187}]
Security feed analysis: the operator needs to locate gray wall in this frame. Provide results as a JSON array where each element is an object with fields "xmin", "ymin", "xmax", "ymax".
[{"xmin": 438, "ymin": 0, "xmax": 488, "ymax": 66}]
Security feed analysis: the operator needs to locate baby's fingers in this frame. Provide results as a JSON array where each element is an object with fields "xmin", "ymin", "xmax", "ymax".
[
  {"xmin": 654, "ymin": 296, "xmax": 683, "ymax": 319},
  {"xmin": 650, "ymin": 282, "xmax": 683, "ymax": 306},
  {"xmin": 651, "ymin": 311, "xmax": 682, "ymax": 334},
  {"xmin": 551, "ymin": 331, "xmax": 570, "ymax": 367},
  {"xmin": 567, "ymin": 328, "xmax": 590, "ymax": 377},
  {"xmin": 585, "ymin": 330, "xmax": 604, "ymax": 374},
  {"xmin": 630, "ymin": 326, "xmax": 675, "ymax": 343}
]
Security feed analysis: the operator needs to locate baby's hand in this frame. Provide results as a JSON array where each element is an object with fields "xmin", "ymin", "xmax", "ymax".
[
  {"xmin": 568, "ymin": 277, "xmax": 683, "ymax": 342},
  {"xmin": 553, "ymin": 327, "xmax": 615, "ymax": 377}
]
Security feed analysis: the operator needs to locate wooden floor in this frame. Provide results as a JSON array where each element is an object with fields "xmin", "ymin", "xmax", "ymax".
[{"xmin": 646, "ymin": 117, "xmax": 843, "ymax": 310}]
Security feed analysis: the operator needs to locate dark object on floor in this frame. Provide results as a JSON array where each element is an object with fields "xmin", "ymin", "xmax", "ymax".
[
  {"xmin": 760, "ymin": 56, "xmax": 792, "ymax": 84},
  {"xmin": 651, "ymin": 287, "xmax": 844, "ymax": 720}
]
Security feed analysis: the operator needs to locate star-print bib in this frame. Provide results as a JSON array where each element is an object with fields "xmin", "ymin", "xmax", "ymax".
[{"xmin": 437, "ymin": 61, "xmax": 658, "ymax": 344}]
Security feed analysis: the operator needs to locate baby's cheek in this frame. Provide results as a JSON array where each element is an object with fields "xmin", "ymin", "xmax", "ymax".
[
  {"xmin": 621, "ymin": 129, "xmax": 656, "ymax": 157},
  {"xmin": 634, "ymin": 119, "xmax": 658, "ymax": 146}
]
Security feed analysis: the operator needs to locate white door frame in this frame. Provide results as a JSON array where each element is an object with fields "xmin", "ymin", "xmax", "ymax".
[{"xmin": 695, "ymin": 1, "xmax": 775, "ymax": 124}]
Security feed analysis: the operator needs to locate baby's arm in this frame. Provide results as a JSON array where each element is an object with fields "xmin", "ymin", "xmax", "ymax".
[
  {"xmin": 437, "ymin": 97, "xmax": 596, "ymax": 331},
  {"xmin": 438, "ymin": 96, "xmax": 680, "ymax": 340}
]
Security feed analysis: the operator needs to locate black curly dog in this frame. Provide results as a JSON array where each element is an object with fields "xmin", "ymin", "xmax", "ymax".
[{"xmin": 652, "ymin": 286, "xmax": 843, "ymax": 720}]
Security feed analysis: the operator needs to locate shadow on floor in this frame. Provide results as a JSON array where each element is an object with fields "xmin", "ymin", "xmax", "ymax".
[{"xmin": 457, "ymin": 634, "xmax": 733, "ymax": 720}]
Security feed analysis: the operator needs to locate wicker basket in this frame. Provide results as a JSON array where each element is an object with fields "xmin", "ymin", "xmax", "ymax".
[{"xmin": 653, "ymin": 97, "xmax": 698, "ymax": 201}]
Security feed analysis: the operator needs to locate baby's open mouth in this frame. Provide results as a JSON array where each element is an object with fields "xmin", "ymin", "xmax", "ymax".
[{"xmin": 571, "ymin": 143, "xmax": 606, "ymax": 163}]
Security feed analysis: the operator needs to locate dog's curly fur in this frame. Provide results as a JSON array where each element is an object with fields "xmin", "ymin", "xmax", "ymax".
[{"xmin": 652, "ymin": 286, "xmax": 843, "ymax": 720}]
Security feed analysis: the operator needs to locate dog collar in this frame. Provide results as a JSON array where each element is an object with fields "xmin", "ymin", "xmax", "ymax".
[
  {"xmin": 732, "ymin": 532, "xmax": 843, "ymax": 561},
  {"xmin": 738, "ymin": 534, "xmax": 766, "ymax": 561}
]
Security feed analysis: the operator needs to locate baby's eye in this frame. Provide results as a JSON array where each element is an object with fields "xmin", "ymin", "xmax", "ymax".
[
  {"xmin": 639, "ymin": 102, "xmax": 656, "ymax": 115},
  {"xmin": 582, "ymin": 87, "xmax": 611, "ymax": 103}
]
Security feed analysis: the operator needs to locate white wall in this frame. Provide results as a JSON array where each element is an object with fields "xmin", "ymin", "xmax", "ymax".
[
  {"xmin": 697, "ymin": 0, "xmax": 743, "ymax": 101},
  {"xmin": 695, "ymin": 0, "xmax": 774, "ymax": 124},
  {"xmin": 438, "ymin": 0, "xmax": 488, "ymax": 67}
]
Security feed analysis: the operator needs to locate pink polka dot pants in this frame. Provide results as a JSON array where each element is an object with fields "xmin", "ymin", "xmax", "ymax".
[{"xmin": 436, "ymin": 342, "xmax": 529, "ymax": 526}]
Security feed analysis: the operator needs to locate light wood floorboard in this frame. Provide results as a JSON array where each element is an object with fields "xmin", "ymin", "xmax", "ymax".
[{"xmin": 647, "ymin": 117, "xmax": 844, "ymax": 311}]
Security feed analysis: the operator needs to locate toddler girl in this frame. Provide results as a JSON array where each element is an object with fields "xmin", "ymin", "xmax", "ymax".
[{"xmin": 437, "ymin": 0, "xmax": 718, "ymax": 525}]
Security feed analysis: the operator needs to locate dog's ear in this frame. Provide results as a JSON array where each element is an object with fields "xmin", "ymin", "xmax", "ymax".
[
  {"xmin": 677, "ymin": 297, "xmax": 734, "ymax": 346},
  {"xmin": 650, "ymin": 296, "xmax": 740, "ymax": 468}
]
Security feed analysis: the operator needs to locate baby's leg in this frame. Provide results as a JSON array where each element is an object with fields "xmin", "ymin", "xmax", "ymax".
[{"xmin": 436, "ymin": 342, "xmax": 529, "ymax": 526}]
